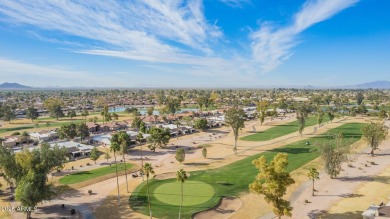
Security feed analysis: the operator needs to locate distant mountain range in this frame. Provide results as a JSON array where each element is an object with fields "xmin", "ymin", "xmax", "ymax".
[
  {"xmin": 341, "ymin": 80, "xmax": 390, "ymax": 89},
  {"xmin": 0, "ymin": 82, "xmax": 31, "ymax": 89},
  {"xmin": 1, "ymin": 81, "xmax": 389, "ymax": 89}
]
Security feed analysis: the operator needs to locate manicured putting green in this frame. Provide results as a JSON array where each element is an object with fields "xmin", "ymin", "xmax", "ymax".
[{"xmin": 153, "ymin": 181, "xmax": 214, "ymax": 206}]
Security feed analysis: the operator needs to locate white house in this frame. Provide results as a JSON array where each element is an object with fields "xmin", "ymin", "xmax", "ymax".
[
  {"xmin": 29, "ymin": 130, "xmax": 58, "ymax": 142},
  {"xmin": 50, "ymin": 141, "xmax": 95, "ymax": 158}
]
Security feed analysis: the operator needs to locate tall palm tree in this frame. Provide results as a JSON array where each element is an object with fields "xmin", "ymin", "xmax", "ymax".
[
  {"xmin": 110, "ymin": 134, "xmax": 121, "ymax": 206},
  {"xmin": 143, "ymin": 163, "xmax": 155, "ymax": 219},
  {"xmin": 307, "ymin": 168, "xmax": 320, "ymax": 196},
  {"xmin": 136, "ymin": 133, "xmax": 145, "ymax": 181},
  {"xmin": 118, "ymin": 131, "xmax": 131, "ymax": 193},
  {"xmin": 176, "ymin": 169, "xmax": 188, "ymax": 219},
  {"xmin": 175, "ymin": 120, "xmax": 181, "ymax": 140}
]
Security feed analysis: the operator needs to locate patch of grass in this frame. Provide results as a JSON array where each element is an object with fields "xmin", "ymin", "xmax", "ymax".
[
  {"xmin": 130, "ymin": 123, "xmax": 363, "ymax": 218},
  {"xmin": 59, "ymin": 163, "xmax": 133, "ymax": 185},
  {"xmin": 0, "ymin": 126, "xmax": 34, "ymax": 134},
  {"xmin": 241, "ymin": 116, "xmax": 330, "ymax": 141}
]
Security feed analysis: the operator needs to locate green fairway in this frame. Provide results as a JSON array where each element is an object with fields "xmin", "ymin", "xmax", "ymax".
[
  {"xmin": 59, "ymin": 163, "xmax": 133, "ymax": 185},
  {"xmin": 154, "ymin": 181, "xmax": 214, "ymax": 206},
  {"xmin": 240, "ymin": 116, "xmax": 330, "ymax": 141},
  {"xmin": 0, "ymin": 125, "xmax": 34, "ymax": 134},
  {"xmin": 130, "ymin": 122, "xmax": 363, "ymax": 218}
]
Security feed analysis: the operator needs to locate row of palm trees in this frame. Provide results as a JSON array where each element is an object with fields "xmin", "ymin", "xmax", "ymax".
[{"xmin": 109, "ymin": 131, "xmax": 189, "ymax": 219}]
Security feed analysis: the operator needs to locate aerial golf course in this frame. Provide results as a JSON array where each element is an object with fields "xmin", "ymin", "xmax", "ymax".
[{"xmin": 130, "ymin": 122, "xmax": 364, "ymax": 218}]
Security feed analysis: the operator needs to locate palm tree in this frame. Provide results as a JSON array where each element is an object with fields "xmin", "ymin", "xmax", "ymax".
[
  {"xmin": 136, "ymin": 133, "xmax": 145, "ymax": 181},
  {"xmin": 110, "ymin": 134, "xmax": 121, "ymax": 206},
  {"xmin": 174, "ymin": 119, "xmax": 182, "ymax": 140},
  {"xmin": 143, "ymin": 163, "xmax": 155, "ymax": 219},
  {"xmin": 118, "ymin": 131, "xmax": 131, "ymax": 193},
  {"xmin": 176, "ymin": 169, "xmax": 188, "ymax": 219},
  {"xmin": 307, "ymin": 168, "xmax": 320, "ymax": 196}
]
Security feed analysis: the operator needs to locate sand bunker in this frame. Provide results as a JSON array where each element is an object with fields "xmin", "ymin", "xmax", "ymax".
[{"xmin": 193, "ymin": 196, "xmax": 242, "ymax": 219}]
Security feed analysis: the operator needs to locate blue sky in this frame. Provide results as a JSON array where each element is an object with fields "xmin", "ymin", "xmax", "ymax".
[{"xmin": 0, "ymin": 0, "xmax": 389, "ymax": 87}]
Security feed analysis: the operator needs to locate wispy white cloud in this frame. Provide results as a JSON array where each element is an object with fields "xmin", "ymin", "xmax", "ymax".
[
  {"xmin": 0, "ymin": 0, "xmax": 360, "ymax": 84},
  {"xmin": 0, "ymin": 0, "xmax": 221, "ymax": 60},
  {"xmin": 218, "ymin": 0, "xmax": 251, "ymax": 8},
  {"xmin": 0, "ymin": 57, "xmax": 123, "ymax": 86},
  {"xmin": 251, "ymin": 0, "xmax": 358, "ymax": 72}
]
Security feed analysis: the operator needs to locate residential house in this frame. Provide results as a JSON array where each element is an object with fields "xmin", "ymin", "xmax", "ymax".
[
  {"xmin": 29, "ymin": 130, "xmax": 58, "ymax": 142},
  {"xmin": 86, "ymin": 122, "xmax": 100, "ymax": 133}
]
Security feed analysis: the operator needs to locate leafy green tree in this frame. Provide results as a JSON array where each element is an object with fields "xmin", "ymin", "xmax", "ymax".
[
  {"xmin": 202, "ymin": 147, "xmax": 207, "ymax": 158},
  {"xmin": 258, "ymin": 111, "xmax": 266, "ymax": 126},
  {"xmin": 257, "ymin": 100, "xmax": 269, "ymax": 126},
  {"xmin": 16, "ymin": 171, "xmax": 55, "ymax": 219},
  {"xmin": 317, "ymin": 110, "xmax": 324, "ymax": 127},
  {"xmin": 77, "ymin": 123, "xmax": 90, "ymax": 141},
  {"xmin": 81, "ymin": 110, "xmax": 89, "ymax": 123},
  {"xmin": 249, "ymin": 153, "xmax": 295, "ymax": 219},
  {"xmin": 90, "ymin": 147, "xmax": 100, "ymax": 164},
  {"xmin": 307, "ymin": 168, "xmax": 319, "ymax": 196},
  {"xmin": 132, "ymin": 116, "xmax": 142, "ymax": 129},
  {"xmin": 224, "ymin": 106, "xmax": 246, "ymax": 154},
  {"xmin": 0, "ymin": 143, "xmax": 66, "ymax": 219},
  {"xmin": 104, "ymin": 152, "xmax": 111, "ymax": 162},
  {"xmin": 2, "ymin": 105, "xmax": 15, "ymax": 123},
  {"xmin": 356, "ymin": 92, "xmax": 364, "ymax": 105},
  {"xmin": 143, "ymin": 163, "xmax": 155, "ymax": 219},
  {"xmin": 26, "ymin": 106, "xmax": 39, "ymax": 122},
  {"xmin": 327, "ymin": 110, "xmax": 335, "ymax": 123},
  {"xmin": 357, "ymin": 104, "xmax": 368, "ymax": 114},
  {"xmin": 378, "ymin": 109, "xmax": 388, "ymax": 119},
  {"xmin": 112, "ymin": 112, "xmax": 119, "ymax": 121},
  {"xmin": 176, "ymin": 169, "xmax": 188, "ymax": 219},
  {"xmin": 44, "ymin": 98, "xmax": 64, "ymax": 120},
  {"xmin": 296, "ymin": 105, "xmax": 309, "ymax": 137},
  {"xmin": 58, "ymin": 123, "xmax": 77, "ymax": 139},
  {"xmin": 361, "ymin": 122, "xmax": 388, "ymax": 156},
  {"xmin": 147, "ymin": 127, "xmax": 171, "ymax": 152},
  {"xmin": 175, "ymin": 148, "xmax": 185, "ymax": 164},
  {"xmin": 319, "ymin": 133, "xmax": 350, "ymax": 178},
  {"xmin": 67, "ymin": 110, "xmax": 77, "ymax": 119},
  {"xmin": 194, "ymin": 118, "xmax": 208, "ymax": 131},
  {"xmin": 147, "ymin": 107, "xmax": 154, "ymax": 116},
  {"xmin": 101, "ymin": 105, "xmax": 111, "ymax": 124},
  {"xmin": 140, "ymin": 121, "xmax": 147, "ymax": 134}
]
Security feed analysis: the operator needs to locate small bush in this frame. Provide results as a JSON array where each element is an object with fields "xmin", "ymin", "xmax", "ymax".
[{"xmin": 370, "ymin": 161, "xmax": 376, "ymax": 165}]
